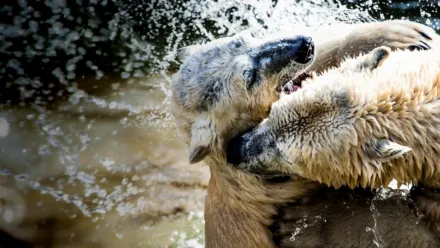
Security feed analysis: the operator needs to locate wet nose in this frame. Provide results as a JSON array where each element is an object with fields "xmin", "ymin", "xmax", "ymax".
[
  {"xmin": 227, "ymin": 128, "xmax": 270, "ymax": 165},
  {"xmin": 253, "ymin": 35, "xmax": 315, "ymax": 73},
  {"xmin": 295, "ymin": 36, "xmax": 314, "ymax": 64},
  {"xmin": 226, "ymin": 135, "xmax": 248, "ymax": 165}
]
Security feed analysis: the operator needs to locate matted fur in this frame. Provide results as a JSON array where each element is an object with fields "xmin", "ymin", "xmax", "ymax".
[
  {"xmin": 295, "ymin": 48, "xmax": 440, "ymax": 188},
  {"xmin": 229, "ymin": 46, "xmax": 440, "ymax": 237},
  {"xmin": 232, "ymin": 47, "xmax": 440, "ymax": 188},
  {"xmin": 170, "ymin": 20, "xmax": 440, "ymax": 248}
]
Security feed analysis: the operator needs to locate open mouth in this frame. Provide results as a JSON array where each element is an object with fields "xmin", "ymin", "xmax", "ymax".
[
  {"xmin": 280, "ymin": 72, "xmax": 313, "ymax": 95},
  {"xmin": 277, "ymin": 38, "xmax": 315, "ymax": 95}
]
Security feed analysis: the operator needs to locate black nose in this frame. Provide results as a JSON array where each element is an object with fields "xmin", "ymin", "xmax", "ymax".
[
  {"xmin": 226, "ymin": 135, "xmax": 247, "ymax": 165},
  {"xmin": 227, "ymin": 128, "xmax": 270, "ymax": 165},
  {"xmin": 252, "ymin": 35, "xmax": 315, "ymax": 73},
  {"xmin": 294, "ymin": 36, "xmax": 314, "ymax": 64}
]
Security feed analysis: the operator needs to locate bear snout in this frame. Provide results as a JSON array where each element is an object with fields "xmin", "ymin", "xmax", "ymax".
[
  {"xmin": 226, "ymin": 130, "xmax": 266, "ymax": 165},
  {"xmin": 226, "ymin": 135, "xmax": 249, "ymax": 165},
  {"xmin": 294, "ymin": 36, "xmax": 314, "ymax": 64},
  {"xmin": 252, "ymin": 36, "xmax": 315, "ymax": 73}
]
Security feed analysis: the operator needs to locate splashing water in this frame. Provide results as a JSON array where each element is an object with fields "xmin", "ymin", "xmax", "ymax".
[
  {"xmin": 368, "ymin": 197, "xmax": 383, "ymax": 248},
  {"xmin": 1, "ymin": 0, "xmax": 439, "ymax": 247},
  {"xmin": 289, "ymin": 215, "xmax": 325, "ymax": 242}
]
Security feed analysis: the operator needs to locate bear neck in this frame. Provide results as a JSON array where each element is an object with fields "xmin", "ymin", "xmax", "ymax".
[{"xmin": 203, "ymin": 155, "xmax": 322, "ymax": 248}]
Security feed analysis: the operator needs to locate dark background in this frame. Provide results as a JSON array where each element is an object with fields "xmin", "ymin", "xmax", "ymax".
[{"xmin": 1, "ymin": 0, "xmax": 439, "ymax": 105}]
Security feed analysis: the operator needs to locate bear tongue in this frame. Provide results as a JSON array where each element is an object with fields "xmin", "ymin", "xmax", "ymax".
[
  {"xmin": 282, "ymin": 81, "xmax": 300, "ymax": 94},
  {"xmin": 281, "ymin": 72, "xmax": 313, "ymax": 94}
]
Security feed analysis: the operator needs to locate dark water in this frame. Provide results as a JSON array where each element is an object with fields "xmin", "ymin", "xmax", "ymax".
[{"xmin": 0, "ymin": 0, "xmax": 439, "ymax": 247}]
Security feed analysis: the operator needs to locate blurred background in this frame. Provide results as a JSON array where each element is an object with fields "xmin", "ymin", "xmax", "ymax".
[{"xmin": 0, "ymin": 0, "xmax": 439, "ymax": 247}]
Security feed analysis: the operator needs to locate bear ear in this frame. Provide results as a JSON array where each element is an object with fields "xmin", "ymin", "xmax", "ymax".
[
  {"xmin": 177, "ymin": 45, "xmax": 202, "ymax": 62},
  {"xmin": 189, "ymin": 145, "xmax": 210, "ymax": 164},
  {"xmin": 188, "ymin": 116, "xmax": 215, "ymax": 164},
  {"xmin": 177, "ymin": 47, "xmax": 190, "ymax": 61},
  {"xmin": 355, "ymin": 46, "xmax": 391, "ymax": 72},
  {"xmin": 368, "ymin": 139, "xmax": 411, "ymax": 161}
]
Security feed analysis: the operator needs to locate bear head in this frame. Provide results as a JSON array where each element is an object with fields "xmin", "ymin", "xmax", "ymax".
[{"xmin": 171, "ymin": 31, "xmax": 315, "ymax": 164}]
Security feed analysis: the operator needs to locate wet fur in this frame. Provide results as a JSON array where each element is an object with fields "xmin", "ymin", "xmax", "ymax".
[
  {"xmin": 272, "ymin": 187, "xmax": 438, "ymax": 248},
  {"xmin": 231, "ymin": 46, "xmax": 440, "ymax": 237},
  {"xmin": 267, "ymin": 48, "xmax": 440, "ymax": 188},
  {"xmin": 170, "ymin": 20, "xmax": 440, "ymax": 247}
]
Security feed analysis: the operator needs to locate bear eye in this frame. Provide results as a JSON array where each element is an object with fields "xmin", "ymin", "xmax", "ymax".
[
  {"xmin": 243, "ymin": 68, "xmax": 258, "ymax": 88},
  {"xmin": 229, "ymin": 39, "xmax": 244, "ymax": 49}
]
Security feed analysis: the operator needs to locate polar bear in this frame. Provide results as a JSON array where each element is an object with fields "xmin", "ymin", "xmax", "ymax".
[
  {"xmin": 226, "ymin": 46, "xmax": 440, "ymax": 188},
  {"xmin": 226, "ymin": 46, "xmax": 440, "ymax": 235},
  {"xmin": 171, "ymin": 20, "xmax": 440, "ymax": 248}
]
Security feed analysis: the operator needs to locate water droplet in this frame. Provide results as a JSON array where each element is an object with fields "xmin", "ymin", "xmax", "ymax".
[
  {"xmin": 0, "ymin": 118, "xmax": 10, "ymax": 138},
  {"xmin": 116, "ymin": 233, "xmax": 124, "ymax": 240},
  {"xmin": 38, "ymin": 145, "xmax": 50, "ymax": 155},
  {"xmin": 15, "ymin": 174, "xmax": 29, "ymax": 181},
  {"xmin": 2, "ymin": 209, "xmax": 14, "ymax": 224}
]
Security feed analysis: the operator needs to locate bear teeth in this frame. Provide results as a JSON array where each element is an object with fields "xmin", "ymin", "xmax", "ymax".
[{"xmin": 281, "ymin": 72, "xmax": 312, "ymax": 94}]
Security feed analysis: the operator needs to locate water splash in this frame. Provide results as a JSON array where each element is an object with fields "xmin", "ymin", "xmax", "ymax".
[
  {"xmin": 289, "ymin": 215, "xmax": 326, "ymax": 242},
  {"xmin": 1, "ymin": 0, "xmax": 440, "ymax": 247},
  {"xmin": 368, "ymin": 196, "xmax": 383, "ymax": 248},
  {"xmin": 0, "ymin": 118, "xmax": 10, "ymax": 138}
]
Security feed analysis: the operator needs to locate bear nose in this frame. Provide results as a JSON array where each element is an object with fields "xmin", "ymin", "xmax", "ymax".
[
  {"xmin": 226, "ymin": 135, "xmax": 248, "ymax": 165},
  {"xmin": 226, "ymin": 127, "xmax": 271, "ymax": 165},
  {"xmin": 253, "ymin": 35, "xmax": 315, "ymax": 73},
  {"xmin": 294, "ymin": 36, "xmax": 314, "ymax": 64}
]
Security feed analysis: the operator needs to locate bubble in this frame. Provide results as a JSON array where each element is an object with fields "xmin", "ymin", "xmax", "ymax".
[
  {"xmin": 2, "ymin": 209, "xmax": 14, "ymax": 224},
  {"xmin": 15, "ymin": 174, "xmax": 29, "ymax": 181},
  {"xmin": 0, "ymin": 118, "xmax": 10, "ymax": 138},
  {"xmin": 38, "ymin": 145, "xmax": 50, "ymax": 155},
  {"xmin": 0, "ymin": 186, "xmax": 26, "ymax": 226}
]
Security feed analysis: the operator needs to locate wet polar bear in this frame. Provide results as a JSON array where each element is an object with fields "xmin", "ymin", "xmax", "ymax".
[
  {"xmin": 227, "ymin": 46, "xmax": 440, "ymax": 235},
  {"xmin": 226, "ymin": 46, "xmax": 440, "ymax": 186},
  {"xmin": 171, "ymin": 20, "xmax": 440, "ymax": 248}
]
